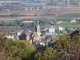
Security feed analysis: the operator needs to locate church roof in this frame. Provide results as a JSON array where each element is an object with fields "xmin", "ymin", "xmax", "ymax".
[
  {"xmin": 32, "ymin": 32, "xmax": 38, "ymax": 37},
  {"xmin": 26, "ymin": 32, "xmax": 31, "ymax": 36}
]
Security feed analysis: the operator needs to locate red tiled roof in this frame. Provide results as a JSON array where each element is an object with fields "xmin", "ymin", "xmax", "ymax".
[{"xmin": 17, "ymin": 30, "xmax": 24, "ymax": 32}]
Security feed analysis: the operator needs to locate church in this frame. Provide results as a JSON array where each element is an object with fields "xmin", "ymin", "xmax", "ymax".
[
  {"xmin": 32, "ymin": 20, "xmax": 41, "ymax": 43},
  {"xmin": 18, "ymin": 20, "xmax": 41, "ymax": 44}
]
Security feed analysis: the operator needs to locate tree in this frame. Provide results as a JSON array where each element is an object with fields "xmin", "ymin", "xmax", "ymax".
[
  {"xmin": 0, "ymin": 35, "xmax": 36, "ymax": 60},
  {"xmin": 34, "ymin": 51, "xmax": 42, "ymax": 60},
  {"xmin": 10, "ymin": 13, "xmax": 20, "ymax": 17},
  {"xmin": 0, "ymin": 21, "xmax": 6, "ymax": 26},
  {"xmin": 44, "ymin": 47, "xmax": 57, "ymax": 57}
]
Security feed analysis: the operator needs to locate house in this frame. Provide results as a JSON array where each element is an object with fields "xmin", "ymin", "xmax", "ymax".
[
  {"xmin": 35, "ymin": 41, "xmax": 45, "ymax": 46},
  {"xmin": 17, "ymin": 30, "xmax": 24, "ymax": 37},
  {"xmin": 71, "ymin": 19, "xmax": 76, "ymax": 23},
  {"xmin": 56, "ymin": 20, "xmax": 62, "ymax": 24},
  {"xmin": 5, "ymin": 34, "xmax": 15, "ymax": 40},
  {"xmin": 22, "ymin": 21, "xmax": 34, "ymax": 24},
  {"xmin": 46, "ymin": 27, "xmax": 55, "ymax": 35},
  {"xmin": 59, "ymin": 27, "xmax": 64, "ymax": 31},
  {"xmin": 42, "ymin": 27, "xmax": 55, "ymax": 35}
]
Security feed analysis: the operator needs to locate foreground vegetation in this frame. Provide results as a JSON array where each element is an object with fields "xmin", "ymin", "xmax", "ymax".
[
  {"xmin": 0, "ymin": 30, "xmax": 80, "ymax": 60},
  {"xmin": 0, "ymin": 36, "xmax": 36, "ymax": 60},
  {"xmin": 34, "ymin": 30, "xmax": 80, "ymax": 60}
]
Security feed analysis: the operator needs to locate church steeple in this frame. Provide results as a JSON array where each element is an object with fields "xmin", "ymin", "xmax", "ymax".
[
  {"xmin": 36, "ymin": 20, "xmax": 39, "ymax": 26},
  {"xmin": 35, "ymin": 20, "xmax": 40, "ymax": 36},
  {"xmin": 32, "ymin": 20, "xmax": 41, "ymax": 43}
]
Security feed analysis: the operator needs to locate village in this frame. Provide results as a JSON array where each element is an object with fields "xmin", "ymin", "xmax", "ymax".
[
  {"xmin": 0, "ymin": 0, "xmax": 80, "ymax": 60},
  {"xmin": 2, "ymin": 19, "xmax": 78, "ymax": 47}
]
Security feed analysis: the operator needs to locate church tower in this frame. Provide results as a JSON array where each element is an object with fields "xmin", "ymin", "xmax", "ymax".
[
  {"xmin": 35, "ymin": 20, "xmax": 40, "ymax": 36},
  {"xmin": 32, "ymin": 20, "xmax": 41, "ymax": 43}
]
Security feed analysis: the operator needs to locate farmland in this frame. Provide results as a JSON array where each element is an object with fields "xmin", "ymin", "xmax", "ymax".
[
  {"xmin": 0, "ymin": 5, "xmax": 80, "ymax": 29},
  {"xmin": 0, "ymin": 6, "xmax": 80, "ymax": 20}
]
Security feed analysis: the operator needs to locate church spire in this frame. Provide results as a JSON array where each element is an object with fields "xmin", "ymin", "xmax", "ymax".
[
  {"xmin": 35, "ymin": 20, "xmax": 40, "ymax": 36},
  {"xmin": 32, "ymin": 20, "xmax": 41, "ymax": 43},
  {"xmin": 35, "ymin": 20, "xmax": 39, "ymax": 32},
  {"xmin": 36, "ymin": 20, "xmax": 39, "ymax": 26}
]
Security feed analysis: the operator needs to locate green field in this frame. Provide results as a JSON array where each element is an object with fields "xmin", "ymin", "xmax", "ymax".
[
  {"xmin": 54, "ymin": 11, "xmax": 80, "ymax": 19},
  {"xmin": 53, "ymin": 23, "xmax": 80, "ymax": 28}
]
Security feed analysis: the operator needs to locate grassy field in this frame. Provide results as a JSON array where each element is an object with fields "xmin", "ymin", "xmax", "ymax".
[
  {"xmin": 53, "ymin": 23, "xmax": 80, "ymax": 28},
  {"xmin": 54, "ymin": 11, "xmax": 80, "ymax": 19},
  {"xmin": 0, "ymin": 26, "xmax": 21, "ymax": 32}
]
